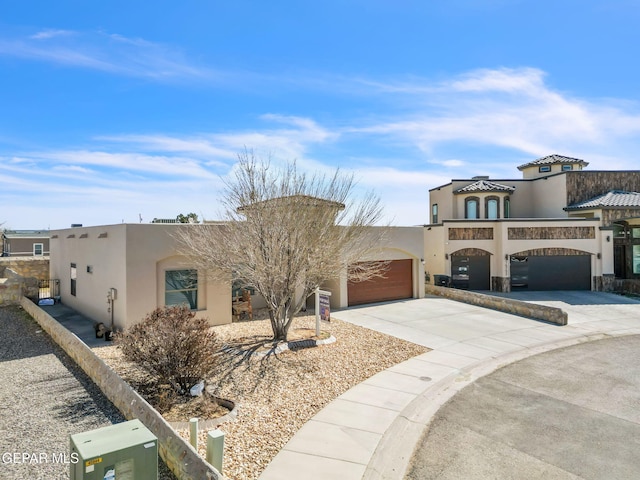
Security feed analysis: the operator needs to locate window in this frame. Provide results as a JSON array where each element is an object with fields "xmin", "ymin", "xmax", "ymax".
[
  {"xmin": 562, "ymin": 164, "xmax": 573, "ymax": 171},
  {"xmin": 485, "ymin": 197, "xmax": 499, "ymax": 219},
  {"xmin": 431, "ymin": 204, "xmax": 438, "ymax": 224},
  {"xmin": 634, "ymin": 245, "xmax": 640, "ymax": 275},
  {"xmin": 165, "ymin": 269, "xmax": 198, "ymax": 309},
  {"xmin": 33, "ymin": 243, "xmax": 43, "ymax": 256},
  {"xmin": 539, "ymin": 165, "xmax": 551, "ymax": 173},
  {"xmin": 70, "ymin": 263, "xmax": 77, "ymax": 296},
  {"xmin": 465, "ymin": 197, "xmax": 479, "ymax": 219},
  {"xmin": 504, "ymin": 197, "xmax": 511, "ymax": 218}
]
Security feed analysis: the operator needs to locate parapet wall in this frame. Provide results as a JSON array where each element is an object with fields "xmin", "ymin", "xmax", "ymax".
[
  {"xmin": 20, "ymin": 297, "xmax": 226, "ymax": 480},
  {"xmin": 425, "ymin": 284, "xmax": 568, "ymax": 325}
]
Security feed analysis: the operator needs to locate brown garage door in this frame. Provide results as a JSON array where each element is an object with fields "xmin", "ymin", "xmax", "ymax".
[{"xmin": 348, "ymin": 259, "xmax": 413, "ymax": 306}]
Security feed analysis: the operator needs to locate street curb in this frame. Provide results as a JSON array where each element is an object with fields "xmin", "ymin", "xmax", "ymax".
[{"xmin": 362, "ymin": 331, "xmax": 629, "ymax": 480}]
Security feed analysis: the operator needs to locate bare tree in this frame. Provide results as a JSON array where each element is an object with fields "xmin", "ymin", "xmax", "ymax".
[{"xmin": 176, "ymin": 150, "xmax": 388, "ymax": 342}]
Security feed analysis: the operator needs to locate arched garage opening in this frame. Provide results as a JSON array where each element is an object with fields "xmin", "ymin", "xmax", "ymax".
[
  {"xmin": 451, "ymin": 248, "xmax": 491, "ymax": 290},
  {"xmin": 347, "ymin": 258, "xmax": 414, "ymax": 306},
  {"xmin": 510, "ymin": 248, "xmax": 592, "ymax": 290}
]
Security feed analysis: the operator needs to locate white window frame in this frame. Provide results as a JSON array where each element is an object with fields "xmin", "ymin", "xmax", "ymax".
[{"xmin": 33, "ymin": 243, "xmax": 44, "ymax": 256}]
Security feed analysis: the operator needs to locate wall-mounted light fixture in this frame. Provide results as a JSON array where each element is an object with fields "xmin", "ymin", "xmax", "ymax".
[
  {"xmin": 445, "ymin": 253, "xmax": 449, "ymax": 260},
  {"xmin": 606, "ymin": 235, "xmax": 611, "ymax": 242},
  {"xmin": 597, "ymin": 253, "xmax": 601, "ymax": 259},
  {"xmin": 505, "ymin": 254, "xmax": 509, "ymax": 261},
  {"xmin": 420, "ymin": 258, "xmax": 425, "ymax": 265}
]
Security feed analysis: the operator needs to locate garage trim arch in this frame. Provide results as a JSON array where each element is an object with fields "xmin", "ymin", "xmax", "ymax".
[{"xmin": 345, "ymin": 247, "xmax": 425, "ymax": 307}]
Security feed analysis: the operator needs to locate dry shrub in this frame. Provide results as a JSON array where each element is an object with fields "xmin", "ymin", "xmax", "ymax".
[{"xmin": 117, "ymin": 305, "xmax": 221, "ymax": 394}]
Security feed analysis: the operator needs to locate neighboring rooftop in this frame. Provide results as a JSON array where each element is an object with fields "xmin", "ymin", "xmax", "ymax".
[
  {"xmin": 2, "ymin": 230, "xmax": 50, "ymax": 238},
  {"xmin": 517, "ymin": 154, "xmax": 589, "ymax": 171},
  {"xmin": 454, "ymin": 179, "xmax": 516, "ymax": 194},
  {"xmin": 565, "ymin": 190, "xmax": 640, "ymax": 210}
]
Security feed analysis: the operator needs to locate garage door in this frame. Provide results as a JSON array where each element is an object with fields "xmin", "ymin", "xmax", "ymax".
[
  {"xmin": 511, "ymin": 255, "xmax": 591, "ymax": 290},
  {"xmin": 451, "ymin": 255, "xmax": 490, "ymax": 290},
  {"xmin": 347, "ymin": 259, "xmax": 413, "ymax": 306}
]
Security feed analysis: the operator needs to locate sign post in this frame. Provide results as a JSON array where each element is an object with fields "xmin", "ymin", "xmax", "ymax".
[{"xmin": 314, "ymin": 288, "xmax": 332, "ymax": 337}]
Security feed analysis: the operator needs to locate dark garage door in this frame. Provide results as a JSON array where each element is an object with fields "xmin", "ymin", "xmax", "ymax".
[
  {"xmin": 348, "ymin": 259, "xmax": 413, "ymax": 306},
  {"xmin": 511, "ymin": 255, "xmax": 591, "ymax": 290},
  {"xmin": 451, "ymin": 255, "xmax": 490, "ymax": 290}
]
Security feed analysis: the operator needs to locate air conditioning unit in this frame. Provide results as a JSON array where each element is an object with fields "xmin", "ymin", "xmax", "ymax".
[{"xmin": 70, "ymin": 419, "xmax": 158, "ymax": 480}]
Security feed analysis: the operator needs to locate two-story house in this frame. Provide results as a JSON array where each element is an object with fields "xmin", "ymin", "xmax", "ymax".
[{"xmin": 425, "ymin": 154, "xmax": 640, "ymax": 292}]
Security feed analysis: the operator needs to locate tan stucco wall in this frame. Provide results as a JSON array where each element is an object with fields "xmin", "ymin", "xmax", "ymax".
[
  {"xmin": 428, "ymin": 184, "xmax": 454, "ymax": 223},
  {"xmin": 50, "ymin": 224, "xmax": 231, "ymax": 330},
  {"xmin": 424, "ymin": 218, "xmax": 607, "ymax": 286},
  {"xmin": 520, "ymin": 163, "xmax": 585, "ymax": 179},
  {"xmin": 50, "ymin": 225, "xmax": 128, "ymax": 327},
  {"xmin": 529, "ymin": 174, "xmax": 569, "ymax": 218},
  {"xmin": 429, "ymin": 176, "xmax": 573, "ymax": 221}
]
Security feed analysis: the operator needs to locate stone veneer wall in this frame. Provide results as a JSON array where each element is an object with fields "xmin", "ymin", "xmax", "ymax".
[
  {"xmin": 609, "ymin": 277, "xmax": 640, "ymax": 295},
  {"xmin": 425, "ymin": 284, "xmax": 568, "ymax": 325},
  {"xmin": 491, "ymin": 276, "xmax": 511, "ymax": 292},
  {"xmin": 449, "ymin": 227, "xmax": 494, "ymax": 240},
  {"xmin": 20, "ymin": 297, "xmax": 226, "ymax": 480},
  {"xmin": 0, "ymin": 257, "xmax": 50, "ymax": 280},
  {"xmin": 507, "ymin": 226, "xmax": 595, "ymax": 240},
  {"xmin": 0, "ymin": 257, "xmax": 49, "ymax": 305},
  {"xmin": 602, "ymin": 208, "xmax": 640, "ymax": 226},
  {"xmin": 566, "ymin": 171, "xmax": 640, "ymax": 207}
]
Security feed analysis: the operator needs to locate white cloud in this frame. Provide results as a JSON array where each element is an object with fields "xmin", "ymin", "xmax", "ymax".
[
  {"xmin": 348, "ymin": 67, "xmax": 640, "ymax": 166},
  {"xmin": 29, "ymin": 29, "xmax": 75, "ymax": 40},
  {"xmin": 0, "ymin": 30, "xmax": 213, "ymax": 81}
]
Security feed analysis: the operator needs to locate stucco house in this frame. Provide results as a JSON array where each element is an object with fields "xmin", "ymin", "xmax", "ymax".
[
  {"xmin": 49, "ymin": 223, "xmax": 424, "ymax": 331},
  {"xmin": 2, "ymin": 230, "xmax": 50, "ymax": 257},
  {"xmin": 425, "ymin": 154, "xmax": 640, "ymax": 292}
]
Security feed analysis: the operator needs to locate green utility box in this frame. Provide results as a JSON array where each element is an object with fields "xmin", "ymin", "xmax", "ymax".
[{"xmin": 70, "ymin": 419, "xmax": 158, "ymax": 480}]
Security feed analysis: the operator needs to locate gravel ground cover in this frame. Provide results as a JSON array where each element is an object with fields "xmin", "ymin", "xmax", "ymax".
[
  {"xmin": 0, "ymin": 306, "xmax": 176, "ymax": 480},
  {"xmin": 97, "ymin": 310, "xmax": 429, "ymax": 480}
]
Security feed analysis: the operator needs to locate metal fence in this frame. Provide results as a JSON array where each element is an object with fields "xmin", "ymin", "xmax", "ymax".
[{"xmin": 38, "ymin": 279, "xmax": 60, "ymax": 300}]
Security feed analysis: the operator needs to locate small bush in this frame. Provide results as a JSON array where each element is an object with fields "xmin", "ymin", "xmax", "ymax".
[{"xmin": 117, "ymin": 305, "xmax": 221, "ymax": 395}]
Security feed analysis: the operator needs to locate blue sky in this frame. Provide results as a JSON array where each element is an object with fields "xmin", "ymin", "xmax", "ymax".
[{"xmin": 1, "ymin": 0, "xmax": 639, "ymax": 229}]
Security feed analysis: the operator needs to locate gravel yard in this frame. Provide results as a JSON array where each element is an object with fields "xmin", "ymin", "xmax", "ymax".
[
  {"xmin": 0, "ymin": 306, "xmax": 176, "ymax": 480},
  {"xmin": 96, "ymin": 311, "xmax": 429, "ymax": 480}
]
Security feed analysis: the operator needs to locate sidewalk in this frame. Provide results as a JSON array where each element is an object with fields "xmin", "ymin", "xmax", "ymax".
[{"xmin": 258, "ymin": 292, "xmax": 640, "ymax": 480}]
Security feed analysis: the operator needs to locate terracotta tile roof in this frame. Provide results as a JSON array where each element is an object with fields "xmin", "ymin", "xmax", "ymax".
[
  {"xmin": 517, "ymin": 154, "xmax": 589, "ymax": 171},
  {"xmin": 565, "ymin": 190, "xmax": 640, "ymax": 210},
  {"xmin": 453, "ymin": 180, "xmax": 516, "ymax": 194}
]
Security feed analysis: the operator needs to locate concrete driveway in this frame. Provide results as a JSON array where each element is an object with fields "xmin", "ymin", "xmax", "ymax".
[{"xmin": 489, "ymin": 290, "xmax": 640, "ymax": 328}]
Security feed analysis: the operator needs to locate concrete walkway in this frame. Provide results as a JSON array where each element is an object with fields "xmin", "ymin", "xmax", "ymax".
[{"xmin": 258, "ymin": 292, "xmax": 640, "ymax": 480}]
